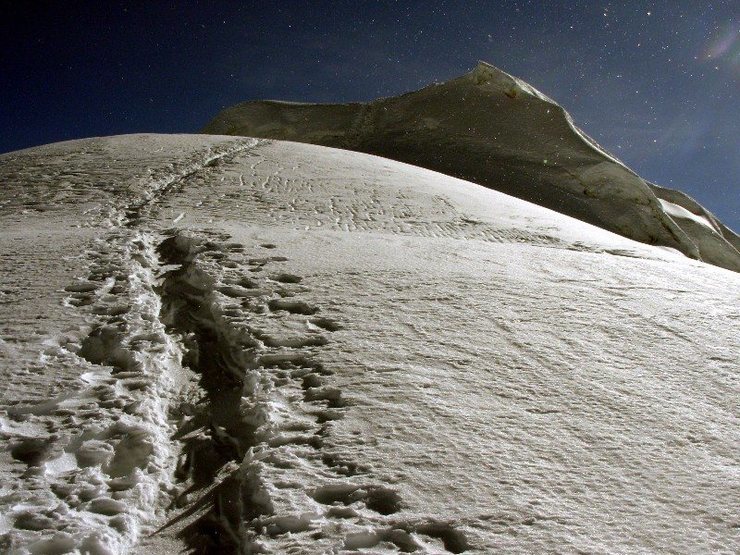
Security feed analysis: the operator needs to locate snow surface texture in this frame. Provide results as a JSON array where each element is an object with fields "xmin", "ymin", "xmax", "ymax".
[
  {"xmin": 202, "ymin": 61, "xmax": 740, "ymax": 272},
  {"xmin": 0, "ymin": 134, "xmax": 739, "ymax": 554}
]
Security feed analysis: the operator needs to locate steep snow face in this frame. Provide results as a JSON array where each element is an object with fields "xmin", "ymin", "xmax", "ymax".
[
  {"xmin": 202, "ymin": 61, "xmax": 740, "ymax": 272},
  {"xmin": 1, "ymin": 134, "xmax": 739, "ymax": 554}
]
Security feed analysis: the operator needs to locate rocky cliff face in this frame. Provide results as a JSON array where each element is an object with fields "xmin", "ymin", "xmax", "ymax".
[{"xmin": 203, "ymin": 61, "xmax": 740, "ymax": 271}]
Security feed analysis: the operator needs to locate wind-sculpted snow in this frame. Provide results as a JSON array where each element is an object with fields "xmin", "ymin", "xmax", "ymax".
[
  {"xmin": 648, "ymin": 181, "xmax": 740, "ymax": 268},
  {"xmin": 0, "ymin": 134, "xmax": 738, "ymax": 554},
  {"xmin": 203, "ymin": 61, "xmax": 740, "ymax": 272}
]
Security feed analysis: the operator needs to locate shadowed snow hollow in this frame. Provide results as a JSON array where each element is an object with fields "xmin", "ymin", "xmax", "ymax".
[
  {"xmin": 0, "ymin": 134, "xmax": 738, "ymax": 554},
  {"xmin": 203, "ymin": 61, "xmax": 740, "ymax": 272}
]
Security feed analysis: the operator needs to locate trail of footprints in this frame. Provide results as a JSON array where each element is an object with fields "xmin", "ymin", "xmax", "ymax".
[
  {"xmin": 2, "ymin": 228, "xmax": 469, "ymax": 553},
  {"xmin": 2, "ymin": 231, "xmax": 181, "ymax": 553},
  {"xmin": 154, "ymin": 231, "xmax": 469, "ymax": 553}
]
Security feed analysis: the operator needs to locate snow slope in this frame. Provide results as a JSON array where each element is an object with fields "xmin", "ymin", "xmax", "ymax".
[
  {"xmin": 202, "ymin": 61, "xmax": 740, "ymax": 272},
  {"xmin": 0, "ymin": 134, "xmax": 738, "ymax": 554}
]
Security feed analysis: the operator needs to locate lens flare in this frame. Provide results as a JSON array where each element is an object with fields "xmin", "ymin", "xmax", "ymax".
[{"xmin": 703, "ymin": 21, "xmax": 739, "ymax": 65}]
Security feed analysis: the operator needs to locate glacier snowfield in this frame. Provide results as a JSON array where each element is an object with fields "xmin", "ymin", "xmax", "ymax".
[{"xmin": 0, "ymin": 135, "xmax": 738, "ymax": 554}]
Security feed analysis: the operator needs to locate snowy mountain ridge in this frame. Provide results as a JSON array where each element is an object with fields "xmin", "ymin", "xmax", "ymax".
[{"xmin": 203, "ymin": 61, "xmax": 740, "ymax": 272}]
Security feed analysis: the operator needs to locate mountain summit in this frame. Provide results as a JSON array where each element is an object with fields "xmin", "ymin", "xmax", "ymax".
[{"xmin": 203, "ymin": 61, "xmax": 739, "ymax": 271}]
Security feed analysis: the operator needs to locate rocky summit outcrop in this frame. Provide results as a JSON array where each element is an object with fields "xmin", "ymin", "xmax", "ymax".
[{"xmin": 203, "ymin": 61, "xmax": 739, "ymax": 271}]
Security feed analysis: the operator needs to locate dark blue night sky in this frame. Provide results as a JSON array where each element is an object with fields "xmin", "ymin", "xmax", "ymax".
[{"xmin": 1, "ymin": 1, "xmax": 737, "ymax": 228}]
